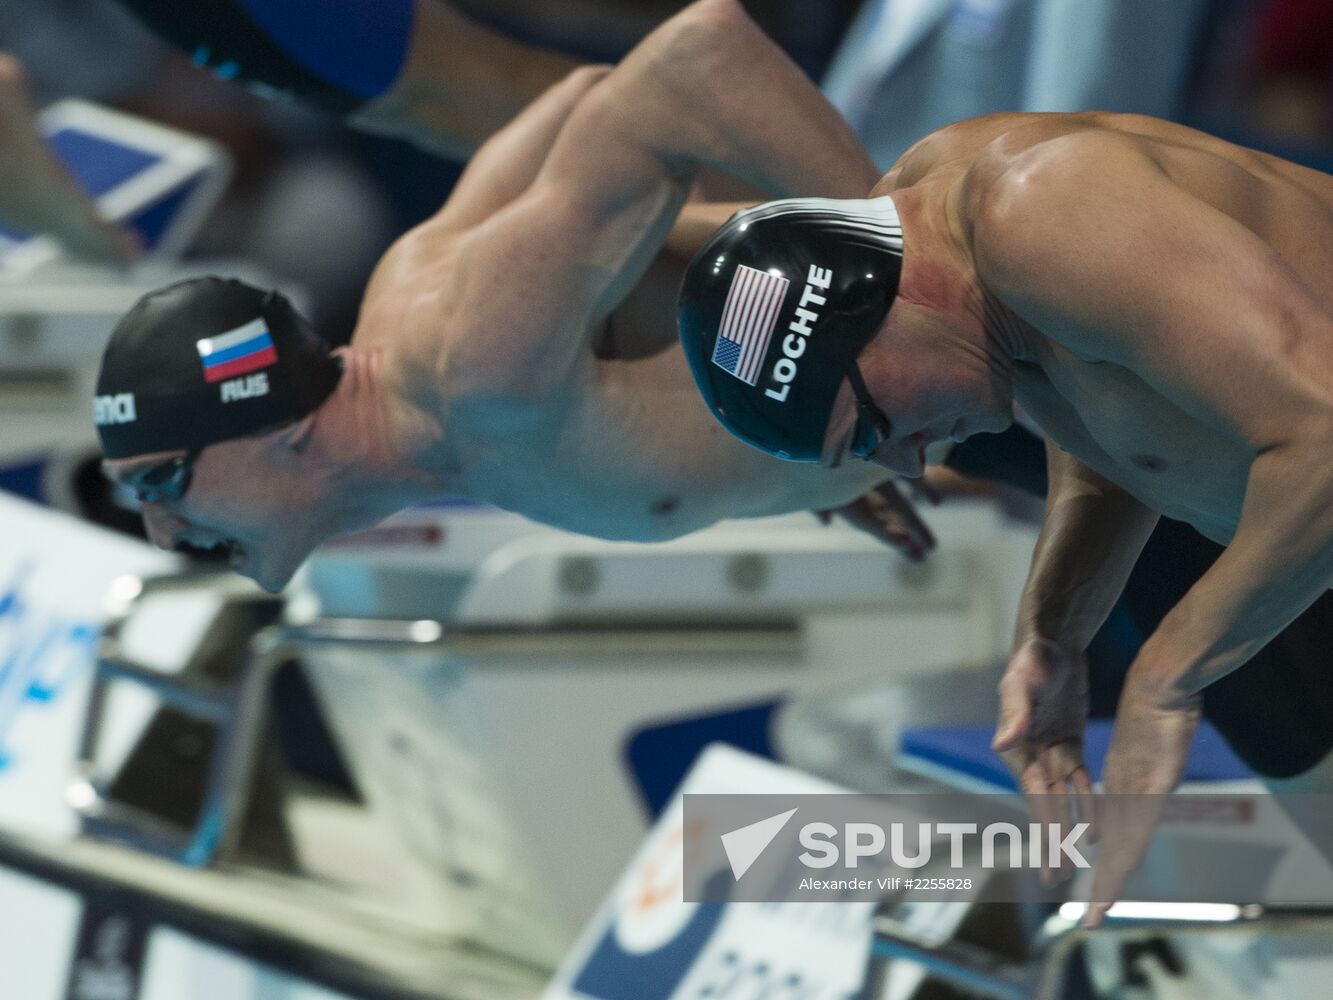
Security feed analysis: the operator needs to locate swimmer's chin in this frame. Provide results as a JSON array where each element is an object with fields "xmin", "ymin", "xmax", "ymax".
[{"xmin": 233, "ymin": 549, "xmax": 298, "ymax": 594}]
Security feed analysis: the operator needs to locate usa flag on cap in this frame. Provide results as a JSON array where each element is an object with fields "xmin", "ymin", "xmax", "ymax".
[
  {"xmin": 711, "ymin": 265, "xmax": 790, "ymax": 386},
  {"xmin": 196, "ymin": 318, "xmax": 278, "ymax": 383}
]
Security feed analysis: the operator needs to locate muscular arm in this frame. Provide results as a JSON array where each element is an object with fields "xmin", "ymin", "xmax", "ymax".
[
  {"xmin": 977, "ymin": 131, "xmax": 1333, "ymax": 701},
  {"xmin": 1016, "ymin": 439, "xmax": 1160, "ymax": 651},
  {"xmin": 436, "ymin": 0, "xmax": 887, "ymax": 532},
  {"xmin": 449, "ymin": 0, "xmax": 878, "ymax": 381}
]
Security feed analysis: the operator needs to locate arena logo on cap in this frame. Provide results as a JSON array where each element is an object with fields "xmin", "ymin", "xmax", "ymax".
[
  {"xmin": 196, "ymin": 318, "xmax": 278, "ymax": 385},
  {"xmin": 711, "ymin": 265, "xmax": 790, "ymax": 386},
  {"xmin": 93, "ymin": 393, "xmax": 137, "ymax": 426}
]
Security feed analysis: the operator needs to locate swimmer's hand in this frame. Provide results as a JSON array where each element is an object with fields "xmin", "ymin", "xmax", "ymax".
[
  {"xmin": 816, "ymin": 478, "xmax": 937, "ymax": 562},
  {"xmin": 0, "ymin": 53, "xmax": 141, "ymax": 266},
  {"xmin": 1082, "ymin": 672, "xmax": 1201, "ymax": 928},
  {"xmin": 993, "ymin": 637, "xmax": 1096, "ymax": 887}
]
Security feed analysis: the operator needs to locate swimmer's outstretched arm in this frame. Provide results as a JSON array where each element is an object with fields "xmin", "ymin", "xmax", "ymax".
[
  {"xmin": 975, "ymin": 128, "xmax": 1333, "ymax": 918},
  {"xmin": 431, "ymin": 63, "xmax": 613, "ymax": 231},
  {"xmin": 450, "ymin": 0, "xmax": 878, "ymax": 376},
  {"xmin": 993, "ymin": 442, "xmax": 1159, "ymax": 768},
  {"xmin": 992, "ymin": 438, "xmax": 1159, "ymax": 858},
  {"xmin": 112, "ymin": 0, "xmax": 577, "ymax": 159},
  {"xmin": 1009, "ymin": 442, "xmax": 1159, "ymax": 653},
  {"xmin": 435, "ymin": 0, "xmax": 892, "ymax": 529}
]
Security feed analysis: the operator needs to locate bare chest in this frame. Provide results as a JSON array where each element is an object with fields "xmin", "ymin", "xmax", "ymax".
[
  {"xmin": 443, "ymin": 389, "xmax": 710, "ymax": 543},
  {"xmin": 1013, "ymin": 350, "xmax": 1254, "ymax": 541}
]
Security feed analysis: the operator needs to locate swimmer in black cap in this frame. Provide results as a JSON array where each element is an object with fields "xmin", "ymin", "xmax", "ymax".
[
  {"xmin": 95, "ymin": 277, "xmax": 342, "ymax": 578},
  {"xmin": 98, "ymin": 1, "xmax": 932, "ymax": 593},
  {"xmin": 679, "ymin": 110, "xmax": 1333, "ymax": 919}
]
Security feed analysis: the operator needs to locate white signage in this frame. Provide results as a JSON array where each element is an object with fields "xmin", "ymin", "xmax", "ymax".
[
  {"xmin": 543, "ymin": 746, "xmax": 878, "ymax": 1000},
  {"xmin": 0, "ymin": 493, "xmax": 175, "ymax": 838}
]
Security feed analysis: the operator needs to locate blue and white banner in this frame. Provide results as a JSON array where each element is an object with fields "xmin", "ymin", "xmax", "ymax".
[{"xmin": 0, "ymin": 493, "xmax": 175, "ymax": 838}]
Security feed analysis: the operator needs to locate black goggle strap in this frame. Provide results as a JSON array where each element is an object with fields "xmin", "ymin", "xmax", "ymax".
[{"xmin": 844, "ymin": 359, "xmax": 892, "ymax": 459}]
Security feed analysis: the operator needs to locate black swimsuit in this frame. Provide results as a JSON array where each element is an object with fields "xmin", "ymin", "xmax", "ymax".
[{"xmin": 947, "ymin": 424, "xmax": 1333, "ymax": 779}]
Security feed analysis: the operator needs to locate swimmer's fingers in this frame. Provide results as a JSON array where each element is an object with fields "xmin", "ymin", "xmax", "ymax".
[
  {"xmin": 1040, "ymin": 740, "xmax": 1096, "ymax": 882},
  {"xmin": 1084, "ymin": 692, "xmax": 1200, "ymax": 927},
  {"xmin": 1067, "ymin": 760, "xmax": 1100, "ymax": 843},
  {"xmin": 993, "ymin": 664, "xmax": 1051, "ymax": 848},
  {"xmin": 821, "ymin": 486, "xmax": 935, "ymax": 562},
  {"xmin": 995, "ymin": 646, "xmax": 1094, "ymax": 885},
  {"xmin": 993, "ymin": 656, "xmax": 1037, "ymax": 752},
  {"xmin": 907, "ymin": 470, "xmax": 943, "ymax": 506},
  {"xmin": 999, "ymin": 742, "xmax": 1067, "ymax": 887}
]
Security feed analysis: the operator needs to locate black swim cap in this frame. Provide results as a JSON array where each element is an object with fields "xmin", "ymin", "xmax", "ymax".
[
  {"xmin": 678, "ymin": 196, "xmax": 904, "ymax": 462},
  {"xmin": 94, "ymin": 277, "xmax": 342, "ymax": 459}
]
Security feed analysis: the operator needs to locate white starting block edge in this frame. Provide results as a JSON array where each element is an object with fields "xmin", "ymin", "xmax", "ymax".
[
  {"xmin": 0, "ymin": 829, "xmax": 544, "ymax": 1000},
  {"xmin": 301, "ymin": 500, "xmax": 1023, "ymax": 628}
]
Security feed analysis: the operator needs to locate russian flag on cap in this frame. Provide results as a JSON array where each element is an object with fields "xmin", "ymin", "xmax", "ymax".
[{"xmin": 196, "ymin": 318, "xmax": 278, "ymax": 383}]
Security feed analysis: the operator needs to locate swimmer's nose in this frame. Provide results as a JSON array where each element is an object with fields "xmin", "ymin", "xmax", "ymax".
[{"xmin": 140, "ymin": 503, "xmax": 188, "ymax": 551}]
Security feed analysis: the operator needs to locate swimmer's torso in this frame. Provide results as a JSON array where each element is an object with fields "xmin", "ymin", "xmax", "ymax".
[
  {"xmin": 352, "ymin": 209, "xmax": 875, "ymax": 540},
  {"xmin": 884, "ymin": 112, "xmax": 1333, "ymax": 543}
]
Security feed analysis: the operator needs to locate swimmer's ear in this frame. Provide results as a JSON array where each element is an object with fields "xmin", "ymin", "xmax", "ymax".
[{"xmin": 284, "ymin": 414, "xmax": 318, "ymax": 455}]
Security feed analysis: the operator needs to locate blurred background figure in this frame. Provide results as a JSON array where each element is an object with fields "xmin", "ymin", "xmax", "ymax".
[
  {"xmin": 1190, "ymin": 0, "xmax": 1333, "ymax": 163},
  {"xmin": 1250, "ymin": 0, "xmax": 1333, "ymax": 141},
  {"xmin": 0, "ymin": 51, "xmax": 138, "ymax": 264},
  {"xmin": 0, "ymin": 0, "xmax": 396, "ymax": 345},
  {"xmin": 823, "ymin": 0, "xmax": 1213, "ymax": 168}
]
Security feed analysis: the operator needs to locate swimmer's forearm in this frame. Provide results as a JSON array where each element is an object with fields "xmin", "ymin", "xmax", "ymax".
[
  {"xmin": 1131, "ymin": 441, "xmax": 1333, "ymax": 700},
  {"xmin": 666, "ymin": 202, "xmax": 758, "ymax": 258},
  {"xmin": 1016, "ymin": 445, "xmax": 1158, "ymax": 650},
  {"xmin": 433, "ymin": 65, "xmax": 613, "ymax": 230},
  {"xmin": 605, "ymin": 0, "xmax": 877, "ymax": 198},
  {"xmin": 351, "ymin": 1, "xmax": 579, "ymax": 159}
]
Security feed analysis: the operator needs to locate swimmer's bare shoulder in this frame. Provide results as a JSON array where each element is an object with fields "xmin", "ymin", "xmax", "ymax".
[
  {"xmin": 351, "ymin": 62, "xmax": 622, "ymax": 411},
  {"xmin": 354, "ymin": 225, "xmax": 446, "ymax": 351},
  {"xmin": 341, "ymin": 219, "xmax": 504, "ymax": 449},
  {"xmin": 961, "ymin": 117, "xmax": 1333, "ymax": 328},
  {"xmin": 871, "ymin": 112, "xmax": 1096, "ymax": 196}
]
